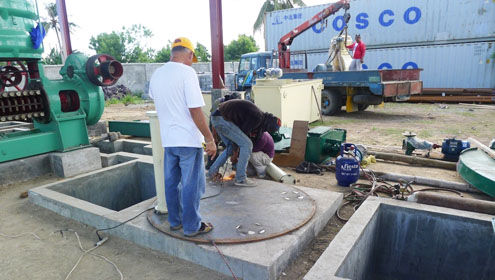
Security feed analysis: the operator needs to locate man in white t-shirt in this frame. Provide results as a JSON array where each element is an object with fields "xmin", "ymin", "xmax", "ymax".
[{"xmin": 149, "ymin": 37, "xmax": 216, "ymax": 237}]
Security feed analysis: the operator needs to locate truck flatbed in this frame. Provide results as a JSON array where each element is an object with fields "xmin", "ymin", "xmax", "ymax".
[{"xmin": 281, "ymin": 69, "xmax": 422, "ymax": 98}]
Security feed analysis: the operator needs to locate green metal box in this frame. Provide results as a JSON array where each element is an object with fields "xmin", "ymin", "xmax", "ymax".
[{"xmin": 305, "ymin": 126, "xmax": 346, "ymax": 164}]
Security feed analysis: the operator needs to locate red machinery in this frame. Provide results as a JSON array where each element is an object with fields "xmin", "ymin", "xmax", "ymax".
[{"xmin": 278, "ymin": 0, "xmax": 350, "ymax": 69}]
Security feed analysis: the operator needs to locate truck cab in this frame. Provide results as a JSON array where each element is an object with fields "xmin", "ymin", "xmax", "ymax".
[{"xmin": 235, "ymin": 51, "xmax": 277, "ymax": 93}]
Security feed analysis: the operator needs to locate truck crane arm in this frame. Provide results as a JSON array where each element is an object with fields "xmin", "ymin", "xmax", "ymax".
[{"xmin": 278, "ymin": 0, "xmax": 350, "ymax": 69}]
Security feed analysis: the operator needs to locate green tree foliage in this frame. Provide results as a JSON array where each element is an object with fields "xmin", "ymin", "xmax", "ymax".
[
  {"xmin": 224, "ymin": 35, "xmax": 259, "ymax": 62},
  {"xmin": 41, "ymin": 3, "xmax": 77, "ymax": 57},
  {"xmin": 154, "ymin": 45, "xmax": 172, "ymax": 63},
  {"xmin": 253, "ymin": 0, "xmax": 306, "ymax": 33},
  {"xmin": 89, "ymin": 32, "xmax": 125, "ymax": 62},
  {"xmin": 195, "ymin": 42, "xmax": 211, "ymax": 62},
  {"xmin": 42, "ymin": 48, "xmax": 62, "ymax": 65},
  {"xmin": 89, "ymin": 25, "xmax": 154, "ymax": 63}
]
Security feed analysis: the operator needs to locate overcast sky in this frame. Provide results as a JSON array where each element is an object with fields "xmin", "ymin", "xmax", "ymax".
[{"xmin": 36, "ymin": 0, "xmax": 331, "ymax": 56}]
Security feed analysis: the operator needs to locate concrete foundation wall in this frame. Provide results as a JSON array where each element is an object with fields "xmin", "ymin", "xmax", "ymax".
[
  {"xmin": 49, "ymin": 161, "xmax": 156, "ymax": 212},
  {"xmin": 305, "ymin": 197, "xmax": 495, "ymax": 280},
  {"xmin": 43, "ymin": 62, "xmax": 239, "ymax": 96},
  {"xmin": 361, "ymin": 205, "xmax": 495, "ymax": 280}
]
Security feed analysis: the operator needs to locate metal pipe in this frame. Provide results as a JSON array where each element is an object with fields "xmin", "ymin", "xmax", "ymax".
[
  {"xmin": 266, "ymin": 162, "xmax": 295, "ymax": 185},
  {"xmin": 56, "ymin": 0, "xmax": 72, "ymax": 61},
  {"xmin": 209, "ymin": 0, "xmax": 225, "ymax": 89},
  {"xmin": 147, "ymin": 111, "xmax": 168, "ymax": 214},
  {"xmin": 408, "ymin": 192, "xmax": 495, "ymax": 215}
]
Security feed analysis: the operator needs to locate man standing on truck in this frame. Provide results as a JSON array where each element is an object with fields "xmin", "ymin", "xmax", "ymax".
[{"xmin": 346, "ymin": 34, "xmax": 366, "ymax": 71}]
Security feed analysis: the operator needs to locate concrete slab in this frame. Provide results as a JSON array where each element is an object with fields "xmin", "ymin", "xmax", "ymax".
[
  {"xmin": 0, "ymin": 147, "xmax": 105, "ymax": 186},
  {"xmin": 95, "ymin": 139, "xmax": 150, "ymax": 155},
  {"xmin": 87, "ymin": 121, "xmax": 108, "ymax": 137},
  {"xmin": 29, "ymin": 159, "xmax": 342, "ymax": 280},
  {"xmin": 50, "ymin": 147, "xmax": 102, "ymax": 178},
  {"xmin": 0, "ymin": 153, "xmax": 51, "ymax": 186},
  {"xmin": 304, "ymin": 197, "xmax": 495, "ymax": 280}
]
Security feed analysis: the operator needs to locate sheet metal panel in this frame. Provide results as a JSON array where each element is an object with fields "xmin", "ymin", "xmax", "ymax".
[
  {"xmin": 265, "ymin": 0, "xmax": 495, "ymax": 52},
  {"xmin": 291, "ymin": 42, "xmax": 495, "ymax": 89}
]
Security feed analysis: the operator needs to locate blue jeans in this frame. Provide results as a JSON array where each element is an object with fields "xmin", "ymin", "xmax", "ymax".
[
  {"xmin": 208, "ymin": 116, "xmax": 252, "ymax": 182},
  {"xmin": 164, "ymin": 147, "xmax": 205, "ymax": 235}
]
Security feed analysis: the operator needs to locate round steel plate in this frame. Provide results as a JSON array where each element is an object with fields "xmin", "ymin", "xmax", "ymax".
[{"xmin": 148, "ymin": 179, "xmax": 316, "ymax": 244}]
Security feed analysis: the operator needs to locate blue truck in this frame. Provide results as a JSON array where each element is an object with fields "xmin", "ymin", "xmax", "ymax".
[
  {"xmin": 234, "ymin": 1, "xmax": 422, "ymax": 115},
  {"xmin": 234, "ymin": 51, "xmax": 423, "ymax": 115}
]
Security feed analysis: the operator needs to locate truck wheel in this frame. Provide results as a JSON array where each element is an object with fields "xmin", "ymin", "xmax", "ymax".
[
  {"xmin": 321, "ymin": 89, "xmax": 341, "ymax": 115},
  {"xmin": 358, "ymin": 105, "xmax": 369, "ymax": 111}
]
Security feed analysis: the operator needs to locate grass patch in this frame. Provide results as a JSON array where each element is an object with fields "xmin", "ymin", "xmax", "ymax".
[
  {"xmin": 310, "ymin": 118, "xmax": 359, "ymax": 127},
  {"xmin": 105, "ymin": 94, "xmax": 144, "ymax": 106},
  {"xmin": 105, "ymin": 98, "xmax": 120, "ymax": 106},
  {"xmin": 460, "ymin": 111, "xmax": 475, "ymax": 118},
  {"xmin": 418, "ymin": 130, "xmax": 433, "ymax": 138},
  {"xmin": 441, "ymin": 127, "xmax": 461, "ymax": 135},
  {"xmin": 378, "ymin": 127, "xmax": 403, "ymax": 136}
]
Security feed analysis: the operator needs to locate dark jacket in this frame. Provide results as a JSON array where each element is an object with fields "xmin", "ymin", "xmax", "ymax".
[{"xmin": 218, "ymin": 99, "xmax": 264, "ymax": 138}]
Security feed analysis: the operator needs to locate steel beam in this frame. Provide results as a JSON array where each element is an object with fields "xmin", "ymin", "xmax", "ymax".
[
  {"xmin": 209, "ymin": 0, "xmax": 225, "ymax": 89},
  {"xmin": 56, "ymin": 0, "xmax": 73, "ymax": 62}
]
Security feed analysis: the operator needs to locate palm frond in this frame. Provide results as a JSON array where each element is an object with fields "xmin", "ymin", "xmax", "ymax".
[
  {"xmin": 253, "ymin": 1, "xmax": 271, "ymax": 33},
  {"xmin": 291, "ymin": 0, "xmax": 306, "ymax": 7},
  {"xmin": 254, "ymin": 0, "xmax": 306, "ymax": 34}
]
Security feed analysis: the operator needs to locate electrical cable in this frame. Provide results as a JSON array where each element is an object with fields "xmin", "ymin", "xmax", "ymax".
[
  {"xmin": 58, "ymin": 229, "xmax": 123, "ymax": 280},
  {"xmin": 211, "ymin": 240, "xmax": 239, "ymax": 280},
  {"xmin": 0, "ymin": 231, "xmax": 41, "ymax": 240},
  {"xmin": 336, "ymin": 152, "xmax": 415, "ymax": 222},
  {"xmin": 95, "ymin": 199, "xmax": 156, "ymax": 241}
]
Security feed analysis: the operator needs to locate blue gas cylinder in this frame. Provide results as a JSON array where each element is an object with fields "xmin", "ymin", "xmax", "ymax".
[{"xmin": 336, "ymin": 143, "xmax": 360, "ymax": 187}]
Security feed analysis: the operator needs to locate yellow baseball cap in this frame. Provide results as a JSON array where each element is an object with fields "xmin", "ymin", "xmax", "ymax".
[{"xmin": 172, "ymin": 37, "xmax": 198, "ymax": 62}]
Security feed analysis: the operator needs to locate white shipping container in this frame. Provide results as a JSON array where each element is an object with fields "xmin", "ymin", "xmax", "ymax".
[
  {"xmin": 265, "ymin": 0, "xmax": 495, "ymax": 52},
  {"xmin": 290, "ymin": 42, "xmax": 495, "ymax": 89}
]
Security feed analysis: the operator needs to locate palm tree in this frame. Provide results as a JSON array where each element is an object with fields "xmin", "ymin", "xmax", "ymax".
[
  {"xmin": 42, "ymin": 3, "xmax": 77, "ymax": 52},
  {"xmin": 253, "ymin": 0, "xmax": 306, "ymax": 34}
]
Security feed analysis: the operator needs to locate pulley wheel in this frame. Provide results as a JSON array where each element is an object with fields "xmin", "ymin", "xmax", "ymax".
[
  {"xmin": 0, "ymin": 61, "xmax": 29, "ymax": 92},
  {"xmin": 86, "ymin": 54, "xmax": 123, "ymax": 87}
]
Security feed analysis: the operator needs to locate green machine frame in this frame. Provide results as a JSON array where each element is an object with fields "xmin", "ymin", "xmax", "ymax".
[{"xmin": 0, "ymin": 0, "xmax": 123, "ymax": 163}]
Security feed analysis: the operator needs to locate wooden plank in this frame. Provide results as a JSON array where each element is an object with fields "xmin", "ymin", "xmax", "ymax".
[{"xmin": 273, "ymin": 121, "xmax": 309, "ymax": 167}]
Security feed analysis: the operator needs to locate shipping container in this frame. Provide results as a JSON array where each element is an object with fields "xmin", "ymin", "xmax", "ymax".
[
  {"xmin": 264, "ymin": 0, "xmax": 495, "ymax": 52},
  {"xmin": 290, "ymin": 42, "xmax": 495, "ymax": 89}
]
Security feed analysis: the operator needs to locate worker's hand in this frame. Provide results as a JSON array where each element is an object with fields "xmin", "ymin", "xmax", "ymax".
[
  {"xmin": 210, "ymin": 172, "xmax": 223, "ymax": 182},
  {"xmin": 205, "ymin": 141, "xmax": 217, "ymax": 158},
  {"xmin": 360, "ymin": 59, "xmax": 364, "ymax": 63}
]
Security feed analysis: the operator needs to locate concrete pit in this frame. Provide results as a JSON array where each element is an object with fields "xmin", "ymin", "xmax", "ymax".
[
  {"xmin": 29, "ymin": 152, "xmax": 343, "ymax": 280},
  {"xmin": 304, "ymin": 197, "xmax": 495, "ymax": 280},
  {"xmin": 48, "ymin": 161, "xmax": 156, "ymax": 212}
]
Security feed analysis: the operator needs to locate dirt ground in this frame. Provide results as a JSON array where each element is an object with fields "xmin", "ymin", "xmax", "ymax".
[
  {"xmin": 102, "ymin": 102, "xmax": 495, "ymax": 146},
  {"xmin": 1, "ymin": 102, "xmax": 493, "ymax": 280},
  {"xmin": 103, "ymin": 101, "xmax": 494, "ymax": 279},
  {"xmin": 0, "ymin": 177, "xmax": 229, "ymax": 280}
]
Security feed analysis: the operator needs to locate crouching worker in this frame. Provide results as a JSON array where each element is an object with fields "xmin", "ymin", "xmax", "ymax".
[
  {"xmin": 208, "ymin": 99, "xmax": 280, "ymax": 187},
  {"xmin": 249, "ymin": 132, "xmax": 275, "ymax": 178},
  {"xmin": 232, "ymin": 132, "xmax": 275, "ymax": 179}
]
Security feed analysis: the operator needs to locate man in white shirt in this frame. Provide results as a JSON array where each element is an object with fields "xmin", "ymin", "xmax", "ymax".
[{"xmin": 149, "ymin": 37, "xmax": 216, "ymax": 237}]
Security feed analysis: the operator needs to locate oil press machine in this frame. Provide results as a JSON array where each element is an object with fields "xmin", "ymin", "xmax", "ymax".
[{"xmin": 0, "ymin": 0, "xmax": 122, "ymax": 163}]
